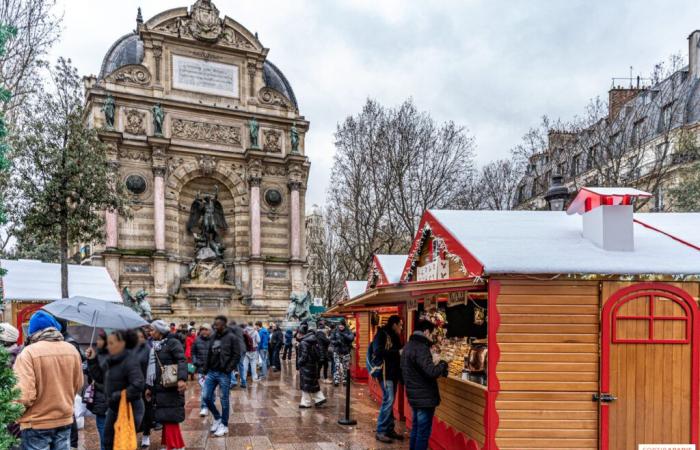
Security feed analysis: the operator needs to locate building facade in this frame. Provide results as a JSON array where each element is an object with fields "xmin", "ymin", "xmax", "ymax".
[
  {"xmin": 514, "ymin": 30, "xmax": 700, "ymax": 211},
  {"xmin": 85, "ymin": 1, "xmax": 310, "ymax": 321}
]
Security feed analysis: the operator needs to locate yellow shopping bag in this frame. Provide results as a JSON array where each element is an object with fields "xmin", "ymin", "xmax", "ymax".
[{"xmin": 113, "ymin": 390, "xmax": 137, "ymax": 450}]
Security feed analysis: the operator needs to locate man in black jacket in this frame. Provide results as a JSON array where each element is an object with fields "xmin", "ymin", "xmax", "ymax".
[
  {"xmin": 372, "ymin": 315, "xmax": 404, "ymax": 443},
  {"xmin": 203, "ymin": 316, "xmax": 241, "ymax": 437},
  {"xmin": 400, "ymin": 319, "xmax": 448, "ymax": 450}
]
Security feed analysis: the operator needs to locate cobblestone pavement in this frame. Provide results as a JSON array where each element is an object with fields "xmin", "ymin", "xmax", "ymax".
[{"xmin": 77, "ymin": 359, "xmax": 409, "ymax": 450}]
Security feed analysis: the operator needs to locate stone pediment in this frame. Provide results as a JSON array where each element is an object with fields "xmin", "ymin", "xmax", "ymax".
[
  {"xmin": 146, "ymin": 1, "xmax": 262, "ymax": 53},
  {"xmin": 105, "ymin": 64, "xmax": 152, "ymax": 86},
  {"xmin": 258, "ymin": 87, "xmax": 294, "ymax": 111}
]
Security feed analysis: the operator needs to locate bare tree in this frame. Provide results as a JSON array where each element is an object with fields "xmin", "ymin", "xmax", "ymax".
[{"xmin": 477, "ymin": 158, "xmax": 522, "ymax": 210}]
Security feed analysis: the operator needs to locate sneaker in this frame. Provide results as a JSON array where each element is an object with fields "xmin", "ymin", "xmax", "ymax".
[
  {"xmin": 375, "ymin": 433, "xmax": 393, "ymax": 443},
  {"xmin": 240, "ymin": 384, "xmax": 247, "ymax": 388},
  {"xmin": 213, "ymin": 423, "xmax": 229, "ymax": 437},
  {"xmin": 314, "ymin": 399, "xmax": 327, "ymax": 407},
  {"xmin": 386, "ymin": 430, "xmax": 404, "ymax": 441},
  {"xmin": 199, "ymin": 407, "xmax": 208, "ymax": 417},
  {"xmin": 210, "ymin": 418, "xmax": 222, "ymax": 433},
  {"xmin": 298, "ymin": 404, "xmax": 312, "ymax": 409},
  {"xmin": 141, "ymin": 436, "xmax": 150, "ymax": 448}
]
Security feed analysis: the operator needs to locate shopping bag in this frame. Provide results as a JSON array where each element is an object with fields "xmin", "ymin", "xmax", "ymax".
[{"xmin": 114, "ymin": 390, "xmax": 137, "ymax": 450}]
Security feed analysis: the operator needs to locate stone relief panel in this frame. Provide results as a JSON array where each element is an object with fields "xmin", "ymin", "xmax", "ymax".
[
  {"xmin": 258, "ymin": 87, "xmax": 292, "ymax": 110},
  {"xmin": 262, "ymin": 129, "xmax": 282, "ymax": 153},
  {"xmin": 124, "ymin": 109, "xmax": 147, "ymax": 135},
  {"xmin": 118, "ymin": 146, "xmax": 150, "ymax": 163},
  {"xmin": 171, "ymin": 118, "xmax": 241, "ymax": 146},
  {"xmin": 106, "ymin": 65, "xmax": 152, "ymax": 86}
]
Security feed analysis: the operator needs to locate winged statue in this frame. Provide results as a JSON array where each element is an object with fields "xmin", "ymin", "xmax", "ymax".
[{"xmin": 186, "ymin": 185, "xmax": 228, "ymax": 258}]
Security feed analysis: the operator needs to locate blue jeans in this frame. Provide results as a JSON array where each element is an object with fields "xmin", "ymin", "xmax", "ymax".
[
  {"xmin": 95, "ymin": 414, "xmax": 106, "ymax": 450},
  {"xmin": 409, "ymin": 407, "xmax": 435, "ymax": 450},
  {"xmin": 376, "ymin": 379, "xmax": 396, "ymax": 434},
  {"xmin": 258, "ymin": 348, "xmax": 268, "ymax": 377},
  {"xmin": 203, "ymin": 370, "xmax": 232, "ymax": 426},
  {"xmin": 241, "ymin": 351, "xmax": 259, "ymax": 383},
  {"xmin": 21, "ymin": 425, "xmax": 71, "ymax": 450}
]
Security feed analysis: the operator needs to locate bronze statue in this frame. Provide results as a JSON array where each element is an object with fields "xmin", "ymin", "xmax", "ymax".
[
  {"xmin": 249, "ymin": 117, "xmax": 259, "ymax": 148},
  {"xmin": 102, "ymin": 95, "xmax": 115, "ymax": 129},
  {"xmin": 122, "ymin": 287, "xmax": 152, "ymax": 321},
  {"xmin": 285, "ymin": 291, "xmax": 313, "ymax": 322},
  {"xmin": 290, "ymin": 123, "xmax": 299, "ymax": 154},
  {"xmin": 152, "ymin": 103, "xmax": 164, "ymax": 136},
  {"xmin": 187, "ymin": 186, "xmax": 228, "ymax": 258}
]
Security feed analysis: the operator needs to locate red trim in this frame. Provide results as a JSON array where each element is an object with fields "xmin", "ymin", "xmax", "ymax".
[
  {"xmin": 485, "ymin": 280, "xmax": 501, "ymax": 450},
  {"xmin": 401, "ymin": 211, "xmax": 485, "ymax": 282},
  {"xmin": 350, "ymin": 312, "xmax": 368, "ymax": 382},
  {"xmin": 611, "ymin": 291, "xmax": 690, "ymax": 343},
  {"xmin": 601, "ymin": 283, "xmax": 699, "ymax": 450},
  {"xmin": 16, "ymin": 304, "xmax": 43, "ymax": 344},
  {"xmin": 428, "ymin": 416, "xmax": 481, "ymax": 450},
  {"xmin": 634, "ymin": 219, "xmax": 700, "ymax": 251}
]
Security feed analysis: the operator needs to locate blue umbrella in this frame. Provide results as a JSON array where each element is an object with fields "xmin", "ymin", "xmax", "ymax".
[{"xmin": 42, "ymin": 296, "xmax": 148, "ymax": 344}]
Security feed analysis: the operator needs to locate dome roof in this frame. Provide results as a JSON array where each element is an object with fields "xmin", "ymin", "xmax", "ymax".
[{"xmin": 98, "ymin": 32, "xmax": 298, "ymax": 109}]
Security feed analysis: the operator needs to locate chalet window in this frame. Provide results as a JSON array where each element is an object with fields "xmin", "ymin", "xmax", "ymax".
[{"xmin": 612, "ymin": 292, "xmax": 688, "ymax": 344}]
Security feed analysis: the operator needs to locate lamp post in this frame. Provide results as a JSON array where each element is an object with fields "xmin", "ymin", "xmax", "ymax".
[{"xmin": 544, "ymin": 175, "xmax": 570, "ymax": 211}]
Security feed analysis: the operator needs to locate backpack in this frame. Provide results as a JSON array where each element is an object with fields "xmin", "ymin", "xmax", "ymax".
[
  {"xmin": 243, "ymin": 330, "xmax": 254, "ymax": 352},
  {"xmin": 366, "ymin": 331, "xmax": 385, "ymax": 379}
]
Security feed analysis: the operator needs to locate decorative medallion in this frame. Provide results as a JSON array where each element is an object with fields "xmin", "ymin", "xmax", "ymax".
[
  {"xmin": 172, "ymin": 118, "xmax": 241, "ymax": 146},
  {"xmin": 124, "ymin": 109, "xmax": 146, "ymax": 135},
  {"xmin": 188, "ymin": 0, "xmax": 223, "ymax": 42},
  {"xmin": 264, "ymin": 189, "xmax": 283, "ymax": 207},
  {"xmin": 263, "ymin": 129, "xmax": 282, "ymax": 153},
  {"xmin": 197, "ymin": 154, "xmax": 217, "ymax": 175},
  {"xmin": 258, "ymin": 87, "xmax": 292, "ymax": 110},
  {"xmin": 106, "ymin": 65, "xmax": 152, "ymax": 86},
  {"xmin": 125, "ymin": 174, "xmax": 147, "ymax": 195}
]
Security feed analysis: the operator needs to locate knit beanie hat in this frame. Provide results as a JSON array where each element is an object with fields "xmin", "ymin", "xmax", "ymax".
[
  {"xmin": 28, "ymin": 310, "xmax": 61, "ymax": 336},
  {"xmin": 151, "ymin": 319, "xmax": 170, "ymax": 335},
  {"xmin": 0, "ymin": 323, "xmax": 19, "ymax": 344},
  {"xmin": 200, "ymin": 323, "xmax": 212, "ymax": 331}
]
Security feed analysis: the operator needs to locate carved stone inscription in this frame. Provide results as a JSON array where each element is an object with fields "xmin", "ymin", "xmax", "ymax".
[
  {"xmin": 172, "ymin": 118, "xmax": 241, "ymax": 146},
  {"xmin": 172, "ymin": 55, "xmax": 239, "ymax": 98}
]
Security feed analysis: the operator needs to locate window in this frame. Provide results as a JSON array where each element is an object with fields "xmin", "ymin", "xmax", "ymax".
[
  {"xmin": 631, "ymin": 118, "xmax": 645, "ymax": 146},
  {"xmin": 654, "ymin": 189, "xmax": 664, "ymax": 211},
  {"xmin": 659, "ymin": 102, "xmax": 674, "ymax": 131},
  {"xmin": 571, "ymin": 154, "xmax": 582, "ymax": 176},
  {"xmin": 612, "ymin": 292, "xmax": 689, "ymax": 344}
]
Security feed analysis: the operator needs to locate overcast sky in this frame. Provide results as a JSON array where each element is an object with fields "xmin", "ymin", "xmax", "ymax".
[{"xmin": 52, "ymin": 0, "xmax": 700, "ymax": 208}]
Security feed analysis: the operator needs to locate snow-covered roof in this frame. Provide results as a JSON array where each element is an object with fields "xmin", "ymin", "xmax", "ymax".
[
  {"xmin": 0, "ymin": 259, "xmax": 122, "ymax": 302},
  {"xmin": 635, "ymin": 213, "xmax": 700, "ymax": 250},
  {"xmin": 345, "ymin": 280, "xmax": 367, "ymax": 299},
  {"xmin": 375, "ymin": 255, "xmax": 407, "ymax": 284},
  {"xmin": 428, "ymin": 210, "xmax": 700, "ymax": 276}
]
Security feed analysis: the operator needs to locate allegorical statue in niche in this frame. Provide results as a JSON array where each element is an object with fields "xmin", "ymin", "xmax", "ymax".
[
  {"xmin": 187, "ymin": 185, "xmax": 228, "ymax": 259},
  {"xmin": 102, "ymin": 95, "xmax": 115, "ymax": 129},
  {"xmin": 249, "ymin": 117, "xmax": 259, "ymax": 148},
  {"xmin": 290, "ymin": 123, "xmax": 299, "ymax": 154},
  {"xmin": 152, "ymin": 103, "xmax": 164, "ymax": 136},
  {"xmin": 122, "ymin": 287, "xmax": 152, "ymax": 321}
]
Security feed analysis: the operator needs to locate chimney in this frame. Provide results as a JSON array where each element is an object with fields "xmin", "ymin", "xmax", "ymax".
[
  {"xmin": 689, "ymin": 30, "xmax": 700, "ymax": 80},
  {"xmin": 608, "ymin": 87, "xmax": 641, "ymax": 120},
  {"xmin": 566, "ymin": 187, "xmax": 653, "ymax": 252}
]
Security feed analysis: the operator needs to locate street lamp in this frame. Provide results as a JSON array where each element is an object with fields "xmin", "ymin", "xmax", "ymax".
[{"xmin": 544, "ymin": 175, "xmax": 569, "ymax": 211}]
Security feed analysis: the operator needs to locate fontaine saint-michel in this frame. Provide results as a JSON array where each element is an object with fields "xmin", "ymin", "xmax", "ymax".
[{"xmin": 84, "ymin": 0, "xmax": 310, "ymax": 322}]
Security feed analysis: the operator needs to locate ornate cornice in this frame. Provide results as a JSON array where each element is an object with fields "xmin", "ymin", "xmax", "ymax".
[
  {"xmin": 248, "ymin": 175, "xmax": 262, "ymax": 187},
  {"xmin": 152, "ymin": 166, "xmax": 167, "ymax": 177}
]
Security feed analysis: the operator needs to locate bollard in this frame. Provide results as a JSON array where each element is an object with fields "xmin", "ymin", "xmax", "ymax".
[{"xmin": 338, "ymin": 350, "xmax": 357, "ymax": 426}]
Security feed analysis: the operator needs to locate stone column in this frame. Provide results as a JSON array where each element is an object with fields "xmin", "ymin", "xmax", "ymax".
[
  {"xmin": 249, "ymin": 175, "xmax": 262, "ymax": 257},
  {"xmin": 153, "ymin": 167, "xmax": 166, "ymax": 253},
  {"xmin": 105, "ymin": 210, "xmax": 118, "ymax": 248},
  {"xmin": 288, "ymin": 181, "xmax": 302, "ymax": 260}
]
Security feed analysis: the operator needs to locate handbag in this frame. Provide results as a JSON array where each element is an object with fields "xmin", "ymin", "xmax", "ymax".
[
  {"xmin": 155, "ymin": 348, "xmax": 179, "ymax": 389},
  {"xmin": 113, "ymin": 390, "xmax": 137, "ymax": 450}
]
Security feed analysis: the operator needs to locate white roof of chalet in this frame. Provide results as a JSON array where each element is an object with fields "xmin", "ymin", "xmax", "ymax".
[
  {"xmin": 345, "ymin": 281, "xmax": 367, "ymax": 299},
  {"xmin": 0, "ymin": 259, "xmax": 122, "ymax": 302},
  {"xmin": 635, "ymin": 213, "xmax": 700, "ymax": 250},
  {"xmin": 375, "ymin": 255, "xmax": 407, "ymax": 284},
  {"xmin": 428, "ymin": 210, "xmax": 700, "ymax": 276}
]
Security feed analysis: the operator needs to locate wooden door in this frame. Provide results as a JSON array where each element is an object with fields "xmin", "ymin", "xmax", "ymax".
[{"xmin": 601, "ymin": 283, "xmax": 699, "ymax": 450}]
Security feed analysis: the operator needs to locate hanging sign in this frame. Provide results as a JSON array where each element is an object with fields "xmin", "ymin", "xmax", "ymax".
[
  {"xmin": 448, "ymin": 291, "xmax": 467, "ymax": 307},
  {"xmin": 424, "ymin": 296, "xmax": 436, "ymax": 311},
  {"xmin": 407, "ymin": 297, "xmax": 418, "ymax": 311},
  {"xmin": 417, "ymin": 258, "xmax": 449, "ymax": 281}
]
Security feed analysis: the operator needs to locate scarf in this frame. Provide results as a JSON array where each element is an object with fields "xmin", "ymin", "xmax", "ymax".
[
  {"xmin": 28, "ymin": 327, "xmax": 64, "ymax": 345},
  {"xmin": 146, "ymin": 338, "xmax": 165, "ymax": 387}
]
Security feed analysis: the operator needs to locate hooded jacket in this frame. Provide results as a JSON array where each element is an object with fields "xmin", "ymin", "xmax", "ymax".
[
  {"xmin": 88, "ymin": 349, "xmax": 145, "ymax": 411},
  {"xmin": 400, "ymin": 332, "xmax": 448, "ymax": 409},
  {"xmin": 296, "ymin": 331, "xmax": 321, "ymax": 393},
  {"xmin": 330, "ymin": 327, "xmax": 355, "ymax": 355}
]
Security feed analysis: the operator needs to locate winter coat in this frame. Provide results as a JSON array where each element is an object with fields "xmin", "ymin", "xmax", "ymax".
[
  {"xmin": 185, "ymin": 334, "xmax": 196, "ymax": 359},
  {"xmin": 229, "ymin": 325, "xmax": 247, "ymax": 359},
  {"xmin": 133, "ymin": 343, "xmax": 151, "ymax": 378},
  {"xmin": 270, "ymin": 329, "xmax": 284, "ymax": 349},
  {"xmin": 330, "ymin": 327, "xmax": 355, "ymax": 355},
  {"xmin": 296, "ymin": 332, "xmax": 321, "ymax": 393},
  {"xmin": 151, "ymin": 333, "xmax": 188, "ymax": 423},
  {"xmin": 191, "ymin": 335, "xmax": 210, "ymax": 371},
  {"xmin": 315, "ymin": 329, "xmax": 330, "ymax": 363},
  {"xmin": 205, "ymin": 328, "xmax": 241, "ymax": 374},
  {"xmin": 400, "ymin": 333, "xmax": 448, "ymax": 409},
  {"xmin": 87, "ymin": 349, "xmax": 144, "ymax": 412},
  {"xmin": 244, "ymin": 326, "xmax": 260, "ymax": 351},
  {"xmin": 372, "ymin": 326, "xmax": 403, "ymax": 382},
  {"xmin": 258, "ymin": 327, "xmax": 270, "ymax": 350},
  {"xmin": 284, "ymin": 329, "xmax": 293, "ymax": 346},
  {"xmin": 86, "ymin": 349, "xmax": 109, "ymax": 416}
]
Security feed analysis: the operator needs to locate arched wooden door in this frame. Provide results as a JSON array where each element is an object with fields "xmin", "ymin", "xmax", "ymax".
[{"xmin": 601, "ymin": 283, "xmax": 699, "ymax": 450}]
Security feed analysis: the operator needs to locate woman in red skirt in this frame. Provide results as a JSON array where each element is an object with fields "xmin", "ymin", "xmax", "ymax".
[{"xmin": 145, "ymin": 320, "xmax": 187, "ymax": 450}]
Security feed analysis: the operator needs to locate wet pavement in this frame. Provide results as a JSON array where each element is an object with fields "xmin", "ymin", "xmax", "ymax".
[{"xmin": 77, "ymin": 359, "xmax": 409, "ymax": 450}]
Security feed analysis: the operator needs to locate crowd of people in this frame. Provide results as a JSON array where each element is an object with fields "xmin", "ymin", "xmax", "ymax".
[{"xmin": 0, "ymin": 309, "xmax": 449, "ymax": 450}]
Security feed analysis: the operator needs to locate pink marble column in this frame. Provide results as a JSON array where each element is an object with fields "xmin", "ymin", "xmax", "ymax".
[
  {"xmin": 105, "ymin": 210, "xmax": 118, "ymax": 248},
  {"xmin": 153, "ymin": 167, "xmax": 166, "ymax": 252},
  {"xmin": 249, "ymin": 176, "xmax": 262, "ymax": 257},
  {"xmin": 289, "ymin": 181, "xmax": 301, "ymax": 260}
]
